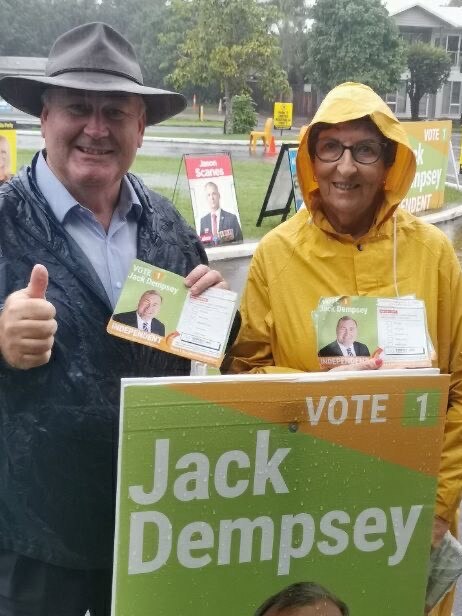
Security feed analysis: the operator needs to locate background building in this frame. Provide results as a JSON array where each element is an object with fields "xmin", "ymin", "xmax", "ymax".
[{"xmin": 388, "ymin": 1, "xmax": 462, "ymax": 119}]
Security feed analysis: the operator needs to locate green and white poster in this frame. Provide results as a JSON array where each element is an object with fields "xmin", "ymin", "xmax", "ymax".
[
  {"xmin": 401, "ymin": 120, "xmax": 451, "ymax": 214},
  {"xmin": 313, "ymin": 296, "xmax": 433, "ymax": 370},
  {"xmin": 107, "ymin": 260, "xmax": 237, "ymax": 366},
  {"xmin": 112, "ymin": 371, "xmax": 448, "ymax": 615}
]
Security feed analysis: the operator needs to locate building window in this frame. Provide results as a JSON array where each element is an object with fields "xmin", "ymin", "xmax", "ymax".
[
  {"xmin": 451, "ymin": 81, "xmax": 461, "ymax": 115},
  {"xmin": 419, "ymin": 93, "xmax": 429, "ymax": 117},
  {"xmin": 441, "ymin": 81, "xmax": 461, "ymax": 116},
  {"xmin": 401, "ymin": 30, "xmax": 431, "ymax": 44},
  {"xmin": 442, "ymin": 82, "xmax": 450, "ymax": 114},
  {"xmin": 397, "ymin": 81, "xmax": 407, "ymax": 114},
  {"xmin": 385, "ymin": 81, "xmax": 407, "ymax": 114},
  {"xmin": 445, "ymin": 35, "xmax": 461, "ymax": 67},
  {"xmin": 385, "ymin": 92, "xmax": 397, "ymax": 113}
]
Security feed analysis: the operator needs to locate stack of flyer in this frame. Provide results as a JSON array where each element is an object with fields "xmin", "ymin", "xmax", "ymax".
[
  {"xmin": 107, "ymin": 260, "xmax": 237, "ymax": 367},
  {"xmin": 313, "ymin": 296, "xmax": 434, "ymax": 370}
]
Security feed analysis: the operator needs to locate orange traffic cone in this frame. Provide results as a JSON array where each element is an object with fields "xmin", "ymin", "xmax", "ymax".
[{"xmin": 266, "ymin": 136, "xmax": 277, "ymax": 156}]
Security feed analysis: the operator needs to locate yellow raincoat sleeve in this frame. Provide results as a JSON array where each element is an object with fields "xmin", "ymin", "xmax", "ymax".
[
  {"xmin": 435, "ymin": 243, "xmax": 462, "ymax": 521},
  {"xmin": 222, "ymin": 247, "xmax": 301, "ymax": 375}
]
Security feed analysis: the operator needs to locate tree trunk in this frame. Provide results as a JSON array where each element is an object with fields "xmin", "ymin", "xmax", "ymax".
[
  {"xmin": 409, "ymin": 92, "xmax": 421, "ymax": 121},
  {"xmin": 224, "ymin": 81, "xmax": 231, "ymax": 134}
]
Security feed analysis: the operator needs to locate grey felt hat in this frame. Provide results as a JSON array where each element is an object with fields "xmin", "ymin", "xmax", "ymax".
[{"xmin": 0, "ymin": 22, "xmax": 186, "ymax": 125}]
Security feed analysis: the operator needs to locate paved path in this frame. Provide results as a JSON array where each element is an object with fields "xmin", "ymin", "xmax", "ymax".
[
  {"xmin": 16, "ymin": 131, "xmax": 299, "ymax": 164},
  {"xmin": 17, "ymin": 130, "xmax": 462, "ymax": 174}
]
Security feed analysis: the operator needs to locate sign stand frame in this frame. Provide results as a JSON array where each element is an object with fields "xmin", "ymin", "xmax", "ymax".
[{"xmin": 256, "ymin": 143, "xmax": 298, "ymax": 226}]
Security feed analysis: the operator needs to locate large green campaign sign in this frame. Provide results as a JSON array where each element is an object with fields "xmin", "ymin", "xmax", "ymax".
[{"xmin": 112, "ymin": 371, "xmax": 448, "ymax": 615}]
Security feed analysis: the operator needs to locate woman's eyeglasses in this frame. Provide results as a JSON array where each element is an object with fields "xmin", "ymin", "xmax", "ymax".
[{"xmin": 315, "ymin": 138, "xmax": 388, "ymax": 164}]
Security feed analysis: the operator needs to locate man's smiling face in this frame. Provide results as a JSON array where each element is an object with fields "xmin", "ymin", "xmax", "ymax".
[
  {"xmin": 40, "ymin": 88, "xmax": 145, "ymax": 202},
  {"xmin": 336, "ymin": 318, "xmax": 358, "ymax": 347}
]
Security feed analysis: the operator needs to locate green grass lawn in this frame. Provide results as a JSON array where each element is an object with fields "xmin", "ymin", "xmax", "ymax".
[
  {"xmin": 129, "ymin": 154, "xmax": 279, "ymax": 238},
  {"xmin": 444, "ymin": 185, "xmax": 462, "ymax": 203},
  {"xmin": 157, "ymin": 118, "xmax": 225, "ymax": 129},
  {"xmin": 16, "ymin": 149, "xmax": 462, "ymax": 241},
  {"xmin": 17, "ymin": 149, "xmax": 280, "ymax": 239},
  {"xmin": 145, "ymin": 130, "xmax": 249, "ymax": 140}
]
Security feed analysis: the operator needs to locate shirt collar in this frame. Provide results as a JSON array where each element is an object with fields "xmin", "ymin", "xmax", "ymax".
[{"xmin": 35, "ymin": 150, "xmax": 142, "ymax": 223}]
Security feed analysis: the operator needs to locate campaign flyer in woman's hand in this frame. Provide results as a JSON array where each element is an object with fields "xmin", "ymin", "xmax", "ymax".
[{"xmin": 313, "ymin": 296, "xmax": 433, "ymax": 370}]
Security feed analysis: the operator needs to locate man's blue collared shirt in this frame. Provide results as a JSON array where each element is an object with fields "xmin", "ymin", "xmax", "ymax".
[{"xmin": 35, "ymin": 152, "xmax": 142, "ymax": 308}]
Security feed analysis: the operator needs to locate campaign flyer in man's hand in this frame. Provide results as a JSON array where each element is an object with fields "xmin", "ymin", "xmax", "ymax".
[
  {"xmin": 107, "ymin": 260, "xmax": 237, "ymax": 367},
  {"xmin": 313, "ymin": 296, "xmax": 433, "ymax": 370}
]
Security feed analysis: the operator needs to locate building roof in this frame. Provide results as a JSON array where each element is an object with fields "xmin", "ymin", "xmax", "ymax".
[
  {"xmin": 386, "ymin": 1, "xmax": 462, "ymax": 28},
  {"xmin": 0, "ymin": 56, "xmax": 46, "ymax": 76}
]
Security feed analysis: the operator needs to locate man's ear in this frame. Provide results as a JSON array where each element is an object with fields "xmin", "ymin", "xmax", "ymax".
[
  {"xmin": 40, "ymin": 107, "xmax": 48, "ymax": 139},
  {"xmin": 137, "ymin": 111, "xmax": 146, "ymax": 148}
]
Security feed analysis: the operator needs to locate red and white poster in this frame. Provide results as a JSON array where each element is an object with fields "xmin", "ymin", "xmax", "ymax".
[{"xmin": 185, "ymin": 153, "xmax": 243, "ymax": 246}]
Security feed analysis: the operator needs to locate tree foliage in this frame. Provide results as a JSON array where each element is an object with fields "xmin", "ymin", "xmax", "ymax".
[
  {"xmin": 230, "ymin": 93, "xmax": 257, "ymax": 133},
  {"xmin": 406, "ymin": 42, "xmax": 451, "ymax": 121},
  {"xmin": 270, "ymin": 0, "xmax": 310, "ymax": 89},
  {"xmin": 167, "ymin": 0, "xmax": 290, "ymax": 131},
  {"xmin": 0, "ymin": 0, "xmax": 100, "ymax": 56},
  {"xmin": 306, "ymin": 0, "xmax": 405, "ymax": 95},
  {"xmin": 0, "ymin": 0, "xmax": 172, "ymax": 87},
  {"xmin": 156, "ymin": 0, "xmax": 217, "ymax": 101},
  {"xmin": 0, "ymin": 0, "xmax": 291, "ymax": 111}
]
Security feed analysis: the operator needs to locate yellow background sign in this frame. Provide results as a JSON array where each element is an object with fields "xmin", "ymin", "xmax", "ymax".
[
  {"xmin": 274, "ymin": 102, "xmax": 293, "ymax": 130},
  {"xmin": 0, "ymin": 121, "xmax": 17, "ymax": 181}
]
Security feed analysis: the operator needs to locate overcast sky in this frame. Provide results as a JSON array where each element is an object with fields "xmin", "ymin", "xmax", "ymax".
[{"xmin": 305, "ymin": 0, "xmax": 451, "ymax": 7}]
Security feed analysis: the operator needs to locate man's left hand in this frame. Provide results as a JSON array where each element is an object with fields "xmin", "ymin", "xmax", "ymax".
[{"xmin": 185, "ymin": 264, "xmax": 228, "ymax": 295}]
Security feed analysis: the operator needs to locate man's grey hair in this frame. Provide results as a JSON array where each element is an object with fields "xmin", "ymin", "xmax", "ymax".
[
  {"xmin": 139, "ymin": 289, "xmax": 163, "ymax": 304},
  {"xmin": 204, "ymin": 181, "xmax": 220, "ymax": 193},
  {"xmin": 336, "ymin": 315, "xmax": 358, "ymax": 327},
  {"xmin": 254, "ymin": 581, "xmax": 349, "ymax": 616}
]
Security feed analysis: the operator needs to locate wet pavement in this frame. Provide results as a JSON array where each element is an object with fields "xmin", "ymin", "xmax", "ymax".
[
  {"xmin": 17, "ymin": 130, "xmax": 299, "ymax": 164},
  {"xmin": 438, "ymin": 216, "xmax": 462, "ymax": 260},
  {"xmin": 17, "ymin": 129, "xmax": 462, "ymax": 175},
  {"xmin": 210, "ymin": 255, "xmax": 251, "ymax": 301}
]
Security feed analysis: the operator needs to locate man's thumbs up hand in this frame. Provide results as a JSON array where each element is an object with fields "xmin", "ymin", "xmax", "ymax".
[
  {"xmin": 27, "ymin": 264, "xmax": 49, "ymax": 299},
  {"xmin": 0, "ymin": 265, "xmax": 57, "ymax": 369}
]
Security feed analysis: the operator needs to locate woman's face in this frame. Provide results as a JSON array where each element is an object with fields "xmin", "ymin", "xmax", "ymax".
[{"xmin": 313, "ymin": 121, "xmax": 388, "ymax": 237}]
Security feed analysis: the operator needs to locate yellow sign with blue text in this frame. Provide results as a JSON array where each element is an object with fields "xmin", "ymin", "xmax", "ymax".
[{"xmin": 274, "ymin": 102, "xmax": 293, "ymax": 130}]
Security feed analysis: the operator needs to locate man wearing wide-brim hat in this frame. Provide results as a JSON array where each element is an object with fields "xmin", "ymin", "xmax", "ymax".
[{"xmin": 0, "ymin": 22, "xmax": 230, "ymax": 615}]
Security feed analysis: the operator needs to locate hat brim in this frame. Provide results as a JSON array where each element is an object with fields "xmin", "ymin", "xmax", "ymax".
[{"xmin": 0, "ymin": 72, "xmax": 187, "ymax": 125}]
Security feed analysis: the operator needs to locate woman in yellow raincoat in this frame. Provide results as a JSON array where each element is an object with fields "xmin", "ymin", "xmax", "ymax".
[{"xmin": 224, "ymin": 82, "xmax": 462, "ymax": 616}]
